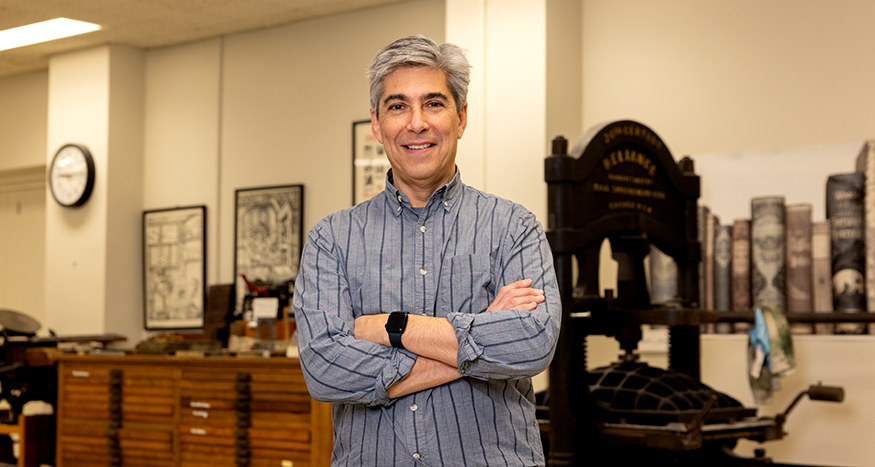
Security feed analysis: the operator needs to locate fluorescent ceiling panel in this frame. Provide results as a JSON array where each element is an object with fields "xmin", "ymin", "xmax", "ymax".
[{"xmin": 0, "ymin": 18, "xmax": 101, "ymax": 52}]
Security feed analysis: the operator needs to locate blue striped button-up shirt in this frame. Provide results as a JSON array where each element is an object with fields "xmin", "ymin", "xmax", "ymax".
[{"xmin": 293, "ymin": 169, "xmax": 561, "ymax": 466}]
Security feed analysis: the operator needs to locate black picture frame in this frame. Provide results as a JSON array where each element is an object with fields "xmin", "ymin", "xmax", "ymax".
[
  {"xmin": 233, "ymin": 184, "xmax": 304, "ymax": 313},
  {"xmin": 352, "ymin": 119, "xmax": 390, "ymax": 205},
  {"xmin": 142, "ymin": 205, "xmax": 207, "ymax": 330}
]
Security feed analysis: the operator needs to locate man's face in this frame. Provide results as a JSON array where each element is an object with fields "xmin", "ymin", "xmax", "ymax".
[{"xmin": 371, "ymin": 66, "xmax": 467, "ymax": 201}]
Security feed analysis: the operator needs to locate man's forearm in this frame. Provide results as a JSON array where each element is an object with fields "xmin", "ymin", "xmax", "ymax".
[
  {"xmin": 387, "ymin": 356, "xmax": 461, "ymax": 398},
  {"xmin": 401, "ymin": 314, "xmax": 458, "ymax": 366},
  {"xmin": 354, "ymin": 313, "xmax": 459, "ymax": 366}
]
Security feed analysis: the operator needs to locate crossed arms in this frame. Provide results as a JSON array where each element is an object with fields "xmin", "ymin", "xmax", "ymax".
[{"xmin": 353, "ymin": 279, "xmax": 545, "ymax": 398}]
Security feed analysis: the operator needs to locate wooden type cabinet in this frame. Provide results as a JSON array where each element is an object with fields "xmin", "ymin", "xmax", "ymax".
[{"xmin": 56, "ymin": 355, "xmax": 332, "ymax": 467}]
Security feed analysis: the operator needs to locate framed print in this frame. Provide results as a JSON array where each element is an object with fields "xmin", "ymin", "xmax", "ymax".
[
  {"xmin": 352, "ymin": 119, "xmax": 390, "ymax": 205},
  {"xmin": 143, "ymin": 205, "xmax": 206, "ymax": 330},
  {"xmin": 234, "ymin": 184, "xmax": 304, "ymax": 313}
]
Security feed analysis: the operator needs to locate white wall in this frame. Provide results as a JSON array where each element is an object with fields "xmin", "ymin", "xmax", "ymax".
[
  {"xmin": 0, "ymin": 168, "xmax": 46, "ymax": 326},
  {"xmin": 0, "ymin": 71, "xmax": 47, "ymax": 171},
  {"xmin": 581, "ymin": 0, "xmax": 875, "ymax": 156},
  {"xmin": 143, "ymin": 38, "xmax": 222, "ymax": 285},
  {"xmin": 0, "ymin": 72, "xmax": 48, "ymax": 326}
]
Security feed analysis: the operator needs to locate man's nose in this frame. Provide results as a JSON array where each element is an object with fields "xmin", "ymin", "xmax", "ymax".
[{"xmin": 407, "ymin": 107, "xmax": 429, "ymax": 132}]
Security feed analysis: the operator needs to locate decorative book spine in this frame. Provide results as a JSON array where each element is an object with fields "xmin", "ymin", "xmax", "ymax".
[
  {"xmin": 698, "ymin": 205, "xmax": 710, "ymax": 310},
  {"xmin": 732, "ymin": 219, "xmax": 751, "ymax": 333},
  {"xmin": 649, "ymin": 245, "xmax": 677, "ymax": 305},
  {"xmin": 705, "ymin": 211, "xmax": 718, "ymax": 313},
  {"xmin": 713, "ymin": 223, "xmax": 733, "ymax": 333},
  {"xmin": 750, "ymin": 196, "xmax": 786, "ymax": 311},
  {"xmin": 704, "ymin": 211, "xmax": 719, "ymax": 332},
  {"xmin": 811, "ymin": 220, "xmax": 834, "ymax": 334},
  {"xmin": 786, "ymin": 203, "xmax": 814, "ymax": 334},
  {"xmin": 855, "ymin": 140, "xmax": 875, "ymax": 334},
  {"xmin": 826, "ymin": 172, "xmax": 867, "ymax": 334}
]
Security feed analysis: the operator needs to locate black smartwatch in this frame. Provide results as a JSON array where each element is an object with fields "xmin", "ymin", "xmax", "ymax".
[{"xmin": 385, "ymin": 312, "xmax": 409, "ymax": 349}]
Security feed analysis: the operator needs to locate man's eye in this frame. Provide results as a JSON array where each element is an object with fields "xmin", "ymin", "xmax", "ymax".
[
  {"xmin": 426, "ymin": 101, "xmax": 444, "ymax": 108},
  {"xmin": 388, "ymin": 104, "xmax": 405, "ymax": 111}
]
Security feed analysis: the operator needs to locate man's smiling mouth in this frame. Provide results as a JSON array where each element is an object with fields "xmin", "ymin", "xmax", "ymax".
[{"xmin": 405, "ymin": 143, "xmax": 433, "ymax": 150}]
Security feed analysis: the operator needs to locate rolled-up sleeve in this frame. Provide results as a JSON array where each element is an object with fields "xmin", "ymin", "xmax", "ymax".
[
  {"xmin": 448, "ymin": 211, "xmax": 561, "ymax": 379},
  {"xmin": 293, "ymin": 218, "xmax": 416, "ymax": 406}
]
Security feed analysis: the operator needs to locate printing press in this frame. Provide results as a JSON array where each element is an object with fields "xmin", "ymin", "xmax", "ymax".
[{"xmin": 541, "ymin": 120, "xmax": 849, "ymax": 467}]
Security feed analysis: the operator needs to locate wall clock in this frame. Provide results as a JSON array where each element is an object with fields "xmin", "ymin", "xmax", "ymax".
[{"xmin": 49, "ymin": 143, "xmax": 95, "ymax": 207}]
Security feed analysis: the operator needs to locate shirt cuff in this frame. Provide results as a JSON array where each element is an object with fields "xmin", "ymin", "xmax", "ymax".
[
  {"xmin": 372, "ymin": 349, "xmax": 417, "ymax": 406},
  {"xmin": 449, "ymin": 313, "xmax": 483, "ymax": 374}
]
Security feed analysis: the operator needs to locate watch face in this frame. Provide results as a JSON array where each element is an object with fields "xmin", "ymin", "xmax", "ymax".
[
  {"xmin": 386, "ymin": 312, "xmax": 408, "ymax": 333},
  {"xmin": 50, "ymin": 144, "xmax": 95, "ymax": 207}
]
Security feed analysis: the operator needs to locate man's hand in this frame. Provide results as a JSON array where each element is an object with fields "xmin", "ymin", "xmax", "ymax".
[{"xmin": 486, "ymin": 278, "xmax": 544, "ymax": 312}]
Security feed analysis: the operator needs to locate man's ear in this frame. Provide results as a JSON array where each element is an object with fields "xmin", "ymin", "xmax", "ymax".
[
  {"xmin": 370, "ymin": 108, "xmax": 384, "ymax": 144},
  {"xmin": 457, "ymin": 103, "xmax": 468, "ymax": 139}
]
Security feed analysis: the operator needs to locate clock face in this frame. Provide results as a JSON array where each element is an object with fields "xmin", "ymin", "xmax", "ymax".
[{"xmin": 49, "ymin": 144, "xmax": 95, "ymax": 207}]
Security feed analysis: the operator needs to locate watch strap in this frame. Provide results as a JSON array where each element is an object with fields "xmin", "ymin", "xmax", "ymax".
[{"xmin": 387, "ymin": 329, "xmax": 404, "ymax": 349}]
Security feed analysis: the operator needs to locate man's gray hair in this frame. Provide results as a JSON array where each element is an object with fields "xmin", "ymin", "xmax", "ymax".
[{"xmin": 367, "ymin": 35, "xmax": 471, "ymax": 117}]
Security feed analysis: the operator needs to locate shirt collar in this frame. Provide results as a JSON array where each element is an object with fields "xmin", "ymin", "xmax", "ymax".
[{"xmin": 384, "ymin": 168, "xmax": 461, "ymax": 217}]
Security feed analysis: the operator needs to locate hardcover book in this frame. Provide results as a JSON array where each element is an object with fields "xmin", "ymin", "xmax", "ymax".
[
  {"xmin": 705, "ymin": 210, "xmax": 717, "ymax": 312},
  {"xmin": 714, "ymin": 223, "xmax": 733, "ymax": 333},
  {"xmin": 750, "ymin": 196, "xmax": 786, "ymax": 312},
  {"xmin": 826, "ymin": 172, "xmax": 867, "ymax": 334},
  {"xmin": 649, "ymin": 245, "xmax": 677, "ymax": 305},
  {"xmin": 785, "ymin": 203, "xmax": 813, "ymax": 334},
  {"xmin": 732, "ymin": 219, "xmax": 751, "ymax": 333},
  {"xmin": 854, "ymin": 140, "xmax": 875, "ymax": 334},
  {"xmin": 698, "ymin": 205, "xmax": 710, "ymax": 311},
  {"xmin": 811, "ymin": 220, "xmax": 834, "ymax": 334},
  {"xmin": 704, "ymin": 211, "xmax": 718, "ymax": 332}
]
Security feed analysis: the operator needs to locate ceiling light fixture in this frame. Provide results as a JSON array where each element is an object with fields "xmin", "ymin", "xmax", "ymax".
[{"xmin": 0, "ymin": 18, "xmax": 101, "ymax": 52}]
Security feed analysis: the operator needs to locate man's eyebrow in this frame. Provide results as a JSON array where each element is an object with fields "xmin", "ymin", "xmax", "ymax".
[
  {"xmin": 382, "ymin": 93, "xmax": 407, "ymax": 106},
  {"xmin": 422, "ymin": 92, "xmax": 449, "ymax": 101}
]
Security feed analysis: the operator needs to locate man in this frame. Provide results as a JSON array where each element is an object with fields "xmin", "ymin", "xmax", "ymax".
[{"xmin": 293, "ymin": 35, "xmax": 561, "ymax": 466}]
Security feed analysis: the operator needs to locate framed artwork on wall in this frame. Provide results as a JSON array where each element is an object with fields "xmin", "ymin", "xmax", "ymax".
[
  {"xmin": 142, "ymin": 205, "xmax": 207, "ymax": 330},
  {"xmin": 352, "ymin": 119, "xmax": 390, "ymax": 205},
  {"xmin": 234, "ymin": 184, "xmax": 304, "ymax": 314}
]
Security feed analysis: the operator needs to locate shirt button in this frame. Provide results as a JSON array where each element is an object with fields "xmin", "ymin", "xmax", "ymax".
[
  {"xmin": 413, "ymin": 453, "xmax": 421, "ymax": 460},
  {"xmin": 419, "ymin": 226, "xmax": 427, "ymax": 233},
  {"xmin": 410, "ymin": 404, "xmax": 418, "ymax": 411},
  {"xmin": 397, "ymin": 195, "xmax": 403, "ymax": 202},
  {"xmin": 443, "ymin": 201, "xmax": 449, "ymax": 207},
  {"xmin": 420, "ymin": 268, "xmax": 427, "ymax": 275}
]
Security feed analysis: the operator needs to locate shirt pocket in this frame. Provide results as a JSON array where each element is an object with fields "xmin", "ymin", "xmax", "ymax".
[{"xmin": 439, "ymin": 254, "xmax": 494, "ymax": 315}]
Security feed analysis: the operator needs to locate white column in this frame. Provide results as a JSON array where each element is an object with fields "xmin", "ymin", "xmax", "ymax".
[
  {"xmin": 46, "ymin": 46, "xmax": 144, "ymax": 341},
  {"xmin": 446, "ymin": 0, "xmax": 548, "ymax": 221}
]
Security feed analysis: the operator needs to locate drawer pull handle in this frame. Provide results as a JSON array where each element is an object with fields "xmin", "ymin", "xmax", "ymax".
[
  {"xmin": 190, "ymin": 428, "xmax": 207, "ymax": 435},
  {"xmin": 190, "ymin": 401, "xmax": 211, "ymax": 409},
  {"xmin": 72, "ymin": 371, "xmax": 90, "ymax": 378},
  {"xmin": 192, "ymin": 410, "xmax": 209, "ymax": 419}
]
